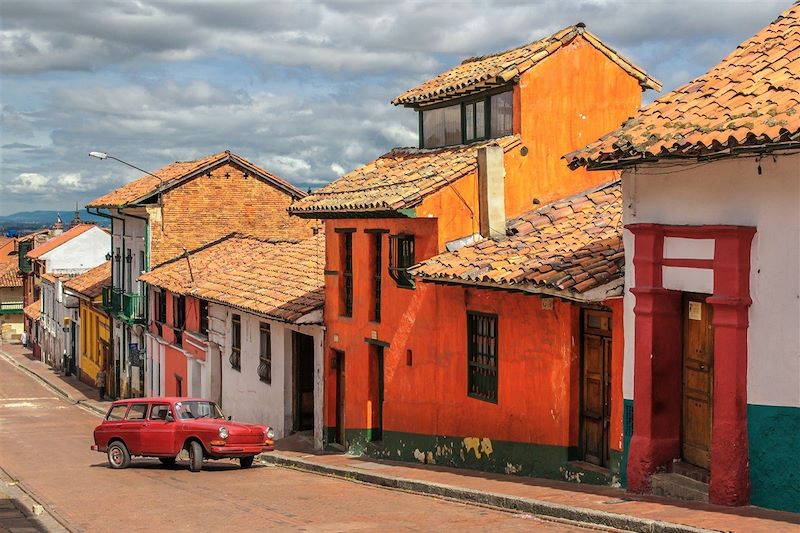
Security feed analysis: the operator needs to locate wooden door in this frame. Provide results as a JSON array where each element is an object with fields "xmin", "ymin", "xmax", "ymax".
[
  {"xmin": 581, "ymin": 310, "xmax": 612, "ymax": 467},
  {"xmin": 293, "ymin": 332, "xmax": 315, "ymax": 431},
  {"xmin": 334, "ymin": 350, "xmax": 345, "ymax": 446},
  {"xmin": 369, "ymin": 344, "xmax": 384, "ymax": 441},
  {"xmin": 683, "ymin": 295, "xmax": 714, "ymax": 470}
]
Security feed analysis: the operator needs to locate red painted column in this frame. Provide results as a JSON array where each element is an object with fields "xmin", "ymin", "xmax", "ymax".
[
  {"xmin": 707, "ymin": 227, "xmax": 755, "ymax": 506},
  {"xmin": 626, "ymin": 225, "xmax": 683, "ymax": 493}
]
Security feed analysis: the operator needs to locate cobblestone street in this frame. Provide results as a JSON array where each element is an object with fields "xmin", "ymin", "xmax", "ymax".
[{"xmin": 0, "ymin": 350, "xmax": 597, "ymax": 532}]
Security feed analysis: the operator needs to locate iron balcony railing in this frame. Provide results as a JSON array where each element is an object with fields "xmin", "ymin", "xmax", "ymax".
[
  {"xmin": 101, "ymin": 286, "xmax": 124, "ymax": 314},
  {"xmin": 121, "ymin": 292, "xmax": 145, "ymax": 324},
  {"xmin": 0, "ymin": 301, "xmax": 23, "ymax": 314}
]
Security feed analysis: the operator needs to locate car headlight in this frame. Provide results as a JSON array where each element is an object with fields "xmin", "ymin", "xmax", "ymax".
[
  {"xmin": 218, "ymin": 426, "xmax": 229, "ymax": 439},
  {"xmin": 266, "ymin": 427, "xmax": 275, "ymax": 439}
]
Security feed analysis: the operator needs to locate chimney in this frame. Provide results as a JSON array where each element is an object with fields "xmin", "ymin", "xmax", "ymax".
[{"xmin": 477, "ymin": 145, "xmax": 506, "ymax": 239}]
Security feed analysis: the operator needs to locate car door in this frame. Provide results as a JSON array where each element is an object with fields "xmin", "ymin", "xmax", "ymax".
[
  {"xmin": 121, "ymin": 403, "xmax": 149, "ymax": 455},
  {"xmin": 140, "ymin": 403, "xmax": 178, "ymax": 456}
]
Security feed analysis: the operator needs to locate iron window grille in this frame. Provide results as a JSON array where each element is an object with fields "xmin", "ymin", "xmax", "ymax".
[
  {"xmin": 199, "ymin": 300, "xmax": 209, "ymax": 335},
  {"xmin": 156, "ymin": 290, "xmax": 167, "ymax": 324},
  {"xmin": 230, "ymin": 313, "xmax": 241, "ymax": 371},
  {"xmin": 173, "ymin": 295, "xmax": 185, "ymax": 347},
  {"xmin": 258, "ymin": 322, "xmax": 272, "ymax": 384},
  {"xmin": 389, "ymin": 234, "xmax": 415, "ymax": 288},
  {"xmin": 342, "ymin": 232, "xmax": 353, "ymax": 317},
  {"xmin": 373, "ymin": 233, "xmax": 382, "ymax": 322},
  {"xmin": 467, "ymin": 312, "xmax": 498, "ymax": 403}
]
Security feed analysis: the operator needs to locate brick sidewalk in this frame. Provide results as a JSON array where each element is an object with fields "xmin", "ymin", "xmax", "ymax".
[
  {"xmin": 0, "ymin": 341, "xmax": 110, "ymax": 416},
  {"xmin": 262, "ymin": 447, "xmax": 800, "ymax": 533}
]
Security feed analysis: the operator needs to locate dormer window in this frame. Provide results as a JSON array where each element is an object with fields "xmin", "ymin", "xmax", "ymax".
[{"xmin": 419, "ymin": 90, "xmax": 513, "ymax": 149}]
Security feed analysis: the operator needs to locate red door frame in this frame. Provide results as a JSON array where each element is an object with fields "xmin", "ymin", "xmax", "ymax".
[{"xmin": 627, "ymin": 223, "xmax": 755, "ymax": 506}]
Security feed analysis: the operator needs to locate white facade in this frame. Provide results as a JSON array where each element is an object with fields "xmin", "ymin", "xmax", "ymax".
[
  {"xmin": 37, "ymin": 226, "xmax": 109, "ymax": 276},
  {"xmin": 622, "ymin": 153, "xmax": 800, "ymax": 408},
  {"xmin": 207, "ymin": 303, "xmax": 325, "ymax": 449}
]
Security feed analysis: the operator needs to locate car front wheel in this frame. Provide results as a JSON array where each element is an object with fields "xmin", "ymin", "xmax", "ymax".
[
  {"xmin": 240, "ymin": 456, "xmax": 255, "ymax": 469},
  {"xmin": 188, "ymin": 442, "xmax": 203, "ymax": 472},
  {"xmin": 107, "ymin": 441, "xmax": 131, "ymax": 469}
]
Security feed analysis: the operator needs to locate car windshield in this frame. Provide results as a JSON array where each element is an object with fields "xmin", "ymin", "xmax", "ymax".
[{"xmin": 174, "ymin": 401, "xmax": 225, "ymax": 420}]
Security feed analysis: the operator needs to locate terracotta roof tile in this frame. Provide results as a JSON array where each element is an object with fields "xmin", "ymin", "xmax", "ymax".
[
  {"xmin": 63, "ymin": 261, "xmax": 111, "ymax": 298},
  {"xmin": 87, "ymin": 151, "xmax": 305, "ymax": 208},
  {"xmin": 24, "ymin": 300, "xmax": 41, "ymax": 320},
  {"xmin": 393, "ymin": 25, "xmax": 660, "ymax": 107},
  {"xmin": 567, "ymin": 5, "xmax": 800, "ymax": 167},
  {"xmin": 0, "ymin": 263, "xmax": 21, "ymax": 288},
  {"xmin": 290, "ymin": 136, "xmax": 520, "ymax": 216},
  {"xmin": 139, "ymin": 233, "xmax": 324, "ymax": 323},
  {"xmin": 411, "ymin": 180, "xmax": 622, "ymax": 299},
  {"xmin": 26, "ymin": 224, "xmax": 98, "ymax": 259}
]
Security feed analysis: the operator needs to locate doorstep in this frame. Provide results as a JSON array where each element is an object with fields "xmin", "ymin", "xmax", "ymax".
[{"xmin": 259, "ymin": 448, "xmax": 800, "ymax": 533}]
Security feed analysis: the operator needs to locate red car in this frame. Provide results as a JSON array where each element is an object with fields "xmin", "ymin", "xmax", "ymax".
[{"xmin": 91, "ymin": 397, "xmax": 274, "ymax": 472}]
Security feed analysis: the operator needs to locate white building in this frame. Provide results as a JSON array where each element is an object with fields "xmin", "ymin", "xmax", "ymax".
[
  {"xmin": 140, "ymin": 233, "xmax": 326, "ymax": 448},
  {"xmin": 567, "ymin": 4, "xmax": 799, "ymax": 513}
]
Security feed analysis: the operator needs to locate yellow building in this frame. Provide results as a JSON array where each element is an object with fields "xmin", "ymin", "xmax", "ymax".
[{"xmin": 64, "ymin": 262, "xmax": 112, "ymax": 393}]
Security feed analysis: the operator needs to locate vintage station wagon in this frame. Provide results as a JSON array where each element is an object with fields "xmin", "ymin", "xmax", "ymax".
[{"xmin": 91, "ymin": 397, "xmax": 274, "ymax": 472}]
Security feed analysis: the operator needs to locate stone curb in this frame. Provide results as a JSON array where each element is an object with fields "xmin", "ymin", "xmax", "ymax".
[
  {"xmin": 0, "ymin": 348, "xmax": 106, "ymax": 417},
  {"xmin": 260, "ymin": 453, "xmax": 719, "ymax": 533},
  {"xmin": 0, "ymin": 464, "xmax": 71, "ymax": 533}
]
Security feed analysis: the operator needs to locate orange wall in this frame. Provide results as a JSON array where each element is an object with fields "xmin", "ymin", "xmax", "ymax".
[{"xmin": 606, "ymin": 297, "xmax": 625, "ymax": 453}]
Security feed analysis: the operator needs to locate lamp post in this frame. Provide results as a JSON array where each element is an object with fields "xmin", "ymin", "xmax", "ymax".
[{"xmin": 88, "ymin": 152, "xmax": 164, "ymax": 190}]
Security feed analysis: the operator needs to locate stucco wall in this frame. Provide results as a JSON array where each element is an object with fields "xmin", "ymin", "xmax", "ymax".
[
  {"xmin": 622, "ymin": 154, "xmax": 800, "ymax": 408},
  {"xmin": 40, "ymin": 226, "xmax": 109, "ymax": 275}
]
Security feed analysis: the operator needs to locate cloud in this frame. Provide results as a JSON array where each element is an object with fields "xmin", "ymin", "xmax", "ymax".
[{"xmin": 5, "ymin": 172, "xmax": 49, "ymax": 193}]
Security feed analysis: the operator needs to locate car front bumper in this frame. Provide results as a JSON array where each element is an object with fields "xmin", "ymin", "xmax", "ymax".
[{"xmin": 208, "ymin": 442, "xmax": 274, "ymax": 457}]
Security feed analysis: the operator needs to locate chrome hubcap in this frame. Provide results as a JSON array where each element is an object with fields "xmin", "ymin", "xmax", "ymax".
[{"xmin": 111, "ymin": 447, "xmax": 122, "ymax": 465}]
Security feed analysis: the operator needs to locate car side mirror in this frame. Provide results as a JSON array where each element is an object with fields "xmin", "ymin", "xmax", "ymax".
[{"xmin": 166, "ymin": 413, "xmax": 174, "ymax": 423}]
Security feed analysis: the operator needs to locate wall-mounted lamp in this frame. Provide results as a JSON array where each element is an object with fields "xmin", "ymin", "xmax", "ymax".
[
  {"xmin": 114, "ymin": 251, "xmax": 121, "ymax": 262},
  {"xmin": 125, "ymin": 250, "xmax": 133, "ymax": 263},
  {"xmin": 105, "ymin": 252, "xmax": 112, "ymax": 261}
]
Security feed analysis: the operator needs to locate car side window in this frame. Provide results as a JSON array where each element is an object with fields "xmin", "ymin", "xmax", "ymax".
[
  {"xmin": 149, "ymin": 404, "xmax": 171, "ymax": 421},
  {"xmin": 106, "ymin": 405, "xmax": 128, "ymax": 420},
  {"xmin": 126, "ymin": 403, "xmax": 148, "ymax": 420}
]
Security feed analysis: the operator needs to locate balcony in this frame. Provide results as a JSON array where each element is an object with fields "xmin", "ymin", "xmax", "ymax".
[
  {"xmin": 101, "ymin": 286, "xmax": 124, "ymax": 315},
  {"xmin": 0, "ymin": 301, "xmax": 23, "ymax": 314},
  {"xmin": 120, "ymin": 292, "xmax": 145, "ymax": 324}
]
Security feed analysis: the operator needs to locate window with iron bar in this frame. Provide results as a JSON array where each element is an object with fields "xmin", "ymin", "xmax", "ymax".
[
  {"xmin": 341, "ymin": 232, "xmax": 353, "ymax": 317},
  {"xmin": 467, "ymin": 312, "xmax": 498, "ymax": 403},
  {"xmin": 258, "ymin": 322, "xmax": 272, "ymax": 384},
  {"xmin": 230, "ymin": 313, "xmax": 241, "ymax": 371},
  {"xmin": 199, "ymin": 300, "xmax": 209, "ymax": 335},
  {"xmin": 373, "ymin": 232, "xmax": 382, "ymax": 322},
  {"xmin": 389, "ymin": 234, "xmax": 415, "ymax": 289}
]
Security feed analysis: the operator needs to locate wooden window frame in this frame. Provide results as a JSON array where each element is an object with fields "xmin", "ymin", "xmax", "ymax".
[
  {"xmin": 230, "ymin": 313, "xmax": 241, "ymax": 371},
  {"xmin": 172, "ymin": 294, "xmax": 185, "ymax": 347},
  {"xmin": 373, "ymin": 232, "xmax": 383, "ymax": 322},
  {"xmin": 199, "ymin": 300, "xmax": 209, "ymax": 335},
  {"xmin": 388, "ymin": 234, "xmax": 415, "ymax": 289},
  {"xmin": 340, "ymin": 231, "xmax": 354, "ymax": 317},
  {"xmin": 462, "ymin": 97, "xmax": 488, "ymax": 143},
  {"xmin": 258, "ymin": 322, "xmax": 272, "ymax": 384},
  {"xmin": 467, "ymin": 311, "xmax": 498, "ymax": 403}
]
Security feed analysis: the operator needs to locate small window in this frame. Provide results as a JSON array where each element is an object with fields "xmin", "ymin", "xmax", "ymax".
[
  {"xmin": 173, "ymin": 295, "xmax": 186, "ymax": 329},
  {"xmin": 490, "ymin": 91, "xmax": 513, "ymax": 138},
  {"xmin": 199, "ymin": 300, "xmax": 209, "ymax": 335},
  {"xmin": 106, "ymin": 404, "xmax": 128, "ymax": 420},
  {"xmin": 340, "ymin": 232, "xmax": 353, "ymax": 317},
  {"xmin": 464, "ymin": 99, "xmax": 486, "ymax": 142},
  {"xmin": 156, "ymin": 290, "xmax": 167, "ymax": 323},
  {"xmin": 149, "ymin": 404, "xmax": 171, "ymax": 421},
  {"xmin": 372, "ymin": 232, "xmax": 383, "ymax": 322},
  {"xmin": 230, "ymin": 314, "xmax": 241, "ymax": 371},
  {"xmin": 467, "ymin": 312, "xmax": 498, "ymax": 403},
  {"xmin": 258, "ymin": 322, "xmax": 272, "ymax": 384},
  {"xmin": 126, "ymin": 403, "xmax": 148, "ymax": 420},
  {"xmin": 422, "ymin": 103, "xmax": 462, "ymax": 148},
  {"xmin": 389, "ymin": 234, "xmax": 415, "ymax": 289}
]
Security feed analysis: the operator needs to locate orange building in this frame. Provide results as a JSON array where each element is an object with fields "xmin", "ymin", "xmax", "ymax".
[{"xmin": 291, "ymin": 25, "xmax": 658, "ymax": 483}]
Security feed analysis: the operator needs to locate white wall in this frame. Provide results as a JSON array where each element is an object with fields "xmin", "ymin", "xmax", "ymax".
[
  {"xmin": 210, "ymin": 303, "xmax": 324, "ymax": 448},
  {"xmin": 40, "ymin": 226, "xmax": 109, "ymax": 275},
  {"xmin": 623, "ymin": 153, "xmax": 800, "ymax": 408}
]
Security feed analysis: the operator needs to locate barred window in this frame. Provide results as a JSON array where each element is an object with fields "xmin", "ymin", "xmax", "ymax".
[
  {"xmin": 373, "ymin": 232, "xmax": 382, "ymax": 322},
  {"xmin": 341, "ymin": 232, "xmax": 353, "ymax": 317},
  {"xmin": 230, "ymin": 314, "xmax": 241, "ymax": 371},
  {"xmin": 258, "ymin": 322, "xmax": 272, "ymax": 384},
  {"xmin": 467, "ymin": 312, "xmax": 498, "ymax": 403},
  {"xmin": 199, "ymin": 300, "xmax": 209, "ymax": 335},
  {"xmin": 389, "ymin": 234, "xmax": 415, "ymax": 289}
]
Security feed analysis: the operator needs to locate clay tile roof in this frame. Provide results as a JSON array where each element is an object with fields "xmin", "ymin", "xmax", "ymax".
[
  {"xmin": 26, "ymin": 224, "xmax": 97, "ymax": 260},
  {"xmin": 567, "ymin": 5, "xmax": 800, "ymax": 168},
  {"xmin": 24, "ymin": 300, "xmax": 41, "ymax": 321},
  {"xmin": 393, "ymin": 24, "xmax": 660, "ymax": 107},
  {"xmin": 411, "ymin": 180, "xmax": 622, "ymax": 299},
  {"xmin": 290, "ymin": 136, "xmax": 521, "ymax": 216},
  {"xmin": 87, "ymin": 151, "xmax": 305, "ymax": 208},
  {"xmin": 0, "ymin": 263, "xmax": 21, "ymax": 288},
  {"xmin": 139, "ymin": 233, "xmax": 325, "ymax": 324},
  {"xmin": 64, "ymin": 261, "xmax": 111, "ymax": 298}
]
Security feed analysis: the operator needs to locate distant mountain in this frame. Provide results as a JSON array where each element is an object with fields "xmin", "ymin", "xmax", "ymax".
[{"xmin": 0, "ymin": 210, "xmax": 109, "ymax": 231}]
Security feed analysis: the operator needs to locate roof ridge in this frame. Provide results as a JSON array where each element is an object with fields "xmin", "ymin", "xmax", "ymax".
[{"xmin": 460, "ymin": 24, "xmax": 580, "ymax": 65}]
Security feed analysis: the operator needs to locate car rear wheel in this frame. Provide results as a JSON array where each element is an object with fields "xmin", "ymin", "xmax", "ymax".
[
  {"xmin": 188, "ymin": 441, "xmax": 203, "ymax": 472},
  {"xmin": 240, "ymin": 456, "xmax": 255, "ymax": 469},
  {"xmin": 159, "ymin": 457, "xmax": 176, "ymax": 467},
  {"xmin": 107, "ymin": 441, "xmax": 131, "ymax": 469}
]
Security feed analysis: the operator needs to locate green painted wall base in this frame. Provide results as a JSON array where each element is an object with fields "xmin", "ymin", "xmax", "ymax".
[
  {"xmin": 748, "ymin": 404, "xmax": 800, "ymax": 513},
  {"xmin": 324, "ymin": 427, "xmax": 622, "ymax": 487}
]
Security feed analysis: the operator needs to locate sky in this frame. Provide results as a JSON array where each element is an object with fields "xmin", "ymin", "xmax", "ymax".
[{"xmin": 0, "ymin": 0, "xmax": 791, "ymax": 215}]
